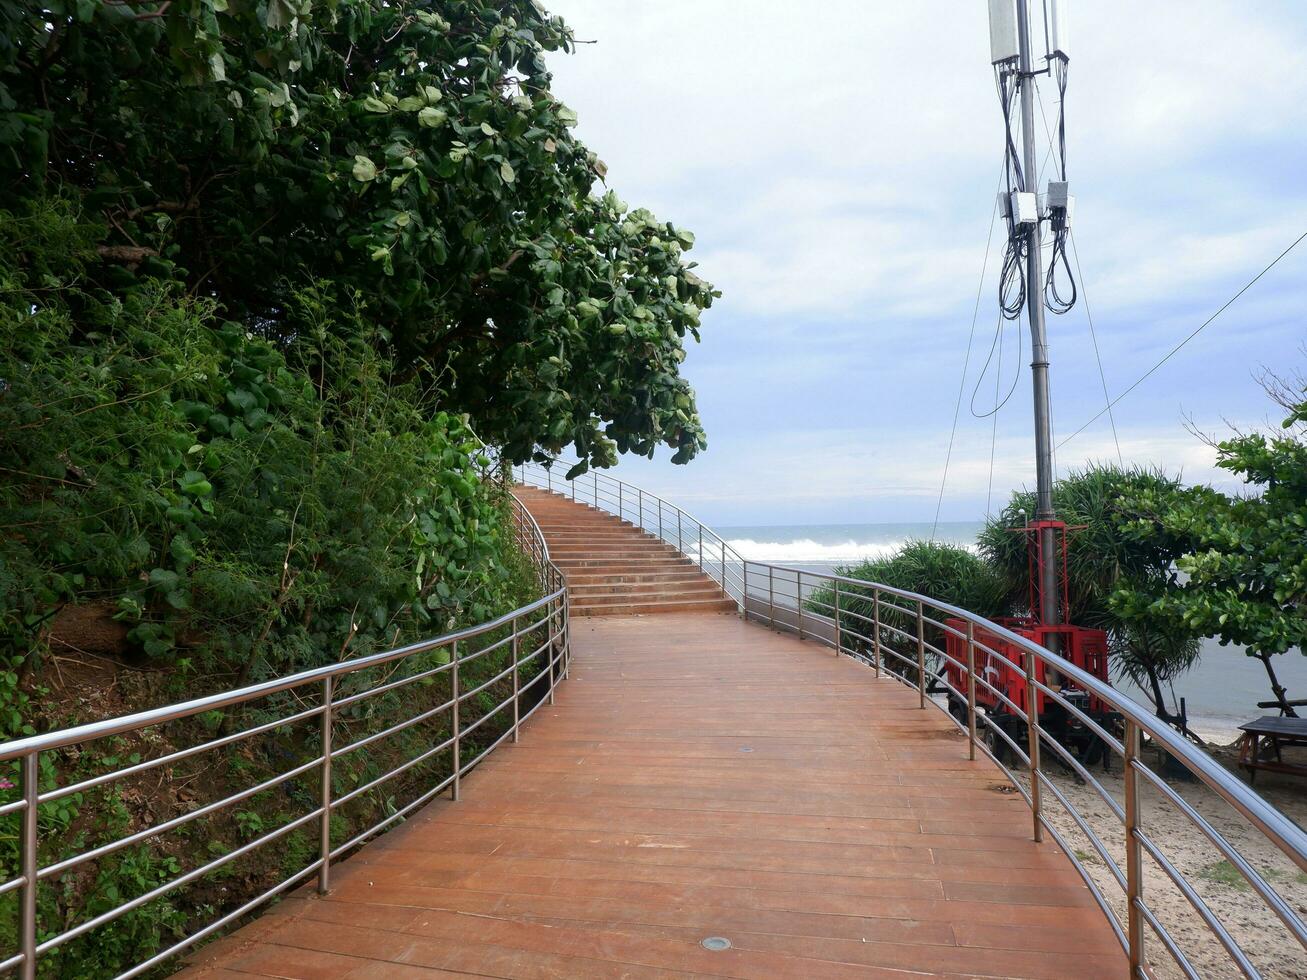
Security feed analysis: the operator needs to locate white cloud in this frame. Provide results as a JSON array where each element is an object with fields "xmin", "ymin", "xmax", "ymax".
[{"xmin": 545, "ymin": 1, "xmax": 1307, "ymax": 522}]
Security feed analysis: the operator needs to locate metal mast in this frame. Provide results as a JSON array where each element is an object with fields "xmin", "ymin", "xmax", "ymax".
[{"xmin": 1014, "ymin": 0, "xmax": 1060, "ymax": 629}]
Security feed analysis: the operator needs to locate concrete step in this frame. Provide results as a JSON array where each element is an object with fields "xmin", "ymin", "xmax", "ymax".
[
  {"xmin": 567, "ymin": 582, "xmax": 726, "ymax": 601},
  {"xmin": 572, "ymin": 597, "xmax": 739, "ymax": 617},
  {"xmin": 564, "ymin": 570, "xmax": 712, "ymax": 586},
  {"xmin": 541, "ymin": 533, "xmax": 659, "ymax": 544},
  {"xmin": 547, "ymin": 547, "xmax": 682, "ymax": 559},
  {"xmin": 515, "ymin": 484, "xmax": 730, "ymax": 618}
]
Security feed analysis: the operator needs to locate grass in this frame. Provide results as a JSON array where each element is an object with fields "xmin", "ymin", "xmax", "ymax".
[{"xmin": 1199, "ymin": 860, "xmax": 1307, "ymax": 890}]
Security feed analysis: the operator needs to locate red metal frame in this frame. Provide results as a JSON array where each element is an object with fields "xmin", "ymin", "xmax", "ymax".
[
  {"xmin": 1009, "ymin": 519, "xmax": 1081, "ymax": 628},
  {"xmin": 944, "ymin": 619, "xmax": 1111, "ymax": 718}
]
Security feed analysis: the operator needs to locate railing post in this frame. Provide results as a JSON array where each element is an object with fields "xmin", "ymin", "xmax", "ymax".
[
  {"xmin": 594, "ymin": 476, "xmax": 598, "ymax": 509},
  {"xmin": 797, "ymin": 571, "xmax": 804, "ymax": 640},
  {"xmin": 618, "ymin": 482, "xmax": 623, "ymax": 521},
  {"xmin": 638, "ymin": 489, "xmax": 643, "ymax": 530},
  {"xmin": 547, "ymin": 603, "xmax": 557, "ymax": 707},
  {"xmin": 698, "ymin": 525, "xmax": 703, "ymax": 569},
  {"xmin": 872, "ymin": 589, "xmax": 882, "ymax": 678},
  {"xmin": 720, "ymin": 539, "xmax": 726, "ymax": 589},
  {"xmin": 451, "ymin": 639, "xmax": 461, "ymax": 801},
  {"xmin": 916, "ymin": 600, "xmax": 926, "ymax": 709},
  {"xmin": 1024, "ymin": 648, "xmax": 1042, "ymax": 842},
  {"xmin": 677, "ymin": 511, "xmax": 682, "ymax": 555},
  {"xmin": 768, "ymin": 565, "xmax": 775, "ymax": 627},
  {"xmin": 1124, "ymin": 719, "xmax": 1145, "ymax": 974},
  {"xmin": 570, "ymin": 475, "xmax": 575, "ymax": 500},
  {"xmin": 546, "ymin": 467, "xmax": 552, "ymax": 494},
  {"xmin": 741, "ymin": 561, "xmax": 748, "ymax": 621},
  {"xmin": 834, "ymin": 579, "xmax": 841, "ymax": 656},
  {"xmin": 511, "ymin": 613, "xmax": 520, "ymax": 743},
  {"xmin": 966, "ymin": 623, "xmax": 977, "ymax": 761},
  {"xmin": 318, "ymin": 676, "xmax": 334, "ymax": 894},
  {"xmin": 19, "ymin": 751, "xmax": 38, "ymax": 980},
  {"xmin": 562, "ymin": 591, "xmax": 570, "ymax": 680},
  {"xmin": 658, "ymin": 498, "xmax": 663, "ymax": 541}
]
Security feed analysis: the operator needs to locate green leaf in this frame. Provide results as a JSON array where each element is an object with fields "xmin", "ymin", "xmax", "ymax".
[
  {"xmin": 418, "ymin": 107, "xmax": 447, "ymax": 129},
  {"xmin": 148, "ymin": 568, "xmax": 180, "ymax": 592},
  {"xmin": 499, "ymin": 161, "xmax": 515, "ymax": 184},
  {"xmin": 352, "ymin": 155, "xmax": 378, "ymax": 182}
]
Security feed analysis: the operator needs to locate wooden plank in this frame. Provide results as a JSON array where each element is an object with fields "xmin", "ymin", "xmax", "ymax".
[{"xmin": 183, "ymin": 612, "xmax": 1125, "ymax": 978}]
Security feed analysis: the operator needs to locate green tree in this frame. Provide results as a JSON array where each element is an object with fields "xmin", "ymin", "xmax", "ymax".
[
  {"xmin": 1, "ymin": 0, "xmax": 716, "ymax": 472},
  {"xmin": 1115, "ymin": 391, "xmax": 1307, "ymax": 716},
  {"xmin": 980, "ymin": 467, "xmax": 1201, "ymax": 727}
]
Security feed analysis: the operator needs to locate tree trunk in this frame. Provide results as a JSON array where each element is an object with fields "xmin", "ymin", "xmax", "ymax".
[
  {"xmin": 1255, "ymin": 652, "xmax": 1297, "ymax": 717},
  {"xmin": 1145, "ymin": 664, "xmax": 1169, "ymax": 720}
]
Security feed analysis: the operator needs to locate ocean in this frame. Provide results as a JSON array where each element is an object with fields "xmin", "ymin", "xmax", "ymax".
[{"xmin": 718, "ymin": 521, "xmax": 1307, "ymax": 743}]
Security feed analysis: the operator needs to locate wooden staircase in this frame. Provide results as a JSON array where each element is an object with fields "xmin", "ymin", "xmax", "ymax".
[{"xmin": 513, "ymin": 484, "xmax": 736, "ymax": 617}]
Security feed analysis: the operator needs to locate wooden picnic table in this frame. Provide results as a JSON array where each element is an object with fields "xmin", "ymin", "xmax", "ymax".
[{"xmin": 1239, "ymin": 715, "xmax": 1307, "ymax": 782}]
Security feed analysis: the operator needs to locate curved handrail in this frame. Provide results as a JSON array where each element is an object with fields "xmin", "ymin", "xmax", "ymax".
[
  {"xmin": 518, "ymin": 455, "xmax": 1307, "ymax": 979},
  {"xmin": 0, "ymin": 493, "xmax": 569, "ymax": 979},
  {"xmin": 516, "ymin": 457, "xmax": 749, "ymax": 601}
]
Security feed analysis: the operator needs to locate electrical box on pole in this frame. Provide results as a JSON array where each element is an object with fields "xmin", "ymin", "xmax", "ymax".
[
  {"xmin": 988, "ymin": 0, "xmax": 1019, "ymax": 64},
  {"xmin": 1048, "ymin": 0, "xmax": 1070, "ymax": 60}
]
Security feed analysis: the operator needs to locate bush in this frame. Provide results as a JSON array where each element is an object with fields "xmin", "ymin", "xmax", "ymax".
[
  {"xmin": 0, "ymin": 203, "xmax": 521, "ymax": 687},
  {"xmin": 808, "ymin": 540, "xmax": 1007, "ymax": 685}
]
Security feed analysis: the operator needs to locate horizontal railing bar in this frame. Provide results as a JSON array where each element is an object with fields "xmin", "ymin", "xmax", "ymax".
[
  {"xmin": 40, "ymin": 804, "xmax": 322, "ymax": 953},
  {"xmin": 1137, "ymin": 894, "xmax": 1203, "ymax": 980},
  {"xmin": 975, "ymin": 710, "xmax": 1033, "ymax": 768},
  {"xmin": 1039, "ymin": 815, "xmax": 1130, "ymax": 955},
  {"xmin": 458, "ymin": 660, "xmax": 520, "ymax": 704},
  {"xmin": 972, "ymin": 671, "xmax": 1029, "ymax": 719},
  {"xmin": 1032, "ymin": 677, "xmax": 1126, "ymax": 756},
  {"xmin": 331, "ymin": 697, "xmax": 456, "ymax": 760},
  {"xmin": 1036, "ymin": 771, "xmax": 1128, "ymax": 892},
  {"xmin": 114, "ymin": 859, "xmax": 322, "ymax": 980},
  {"xmin": 1135, "ymin": 828, "xmax": 1258, "ymax": 977},
  {"xmin": 465, "ymin": 719, "xmax": 516, "ymax": 767},
  {"xmin": 457, "ymin": 694, "xmax": 515, "ymax": 742},
  {"xmin": 1133, "ymin": 760, "xmax": 1307, "ymax": 946},
  {"xmin": 456, "ymin": 631, "xmax": 515, "ymax": 667},
  {"xmin": 332, "ymin": 658, "xmax": 454, "ymax": 710},
  {"xmin": 39, "ymin": 754, "xmax": 322, "ymax": 880},
  {"xmin": 330, "ymin": 735, "xmax": 456, "ymax": 812},
  {"xmin": 329, "ymin": 772, "xmax": 456, "ymax": 861},
  {"xmin": 0, "ymin": 589, "xmax": 564, "ymax": 761},
  {"xmin": 43, "ymin": 703, "xmax": 326, "ymax": 804},
  {"xmin": 1034, "ymin": 730, "xmax": 1127, "ymax": 821}
]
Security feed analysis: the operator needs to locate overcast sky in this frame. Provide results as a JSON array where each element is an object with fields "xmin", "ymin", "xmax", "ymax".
[{"xmin": 545, "ymin": 1, "xmax": 1307, "ymax": 526}]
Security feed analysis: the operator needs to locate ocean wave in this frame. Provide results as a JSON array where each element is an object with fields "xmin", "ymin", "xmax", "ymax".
[{"xmin": 721, "ymin": 538, "xmax": 911, "ymax": 564}]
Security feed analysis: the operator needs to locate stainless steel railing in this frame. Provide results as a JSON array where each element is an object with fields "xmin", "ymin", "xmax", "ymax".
[
  {"xmin": 515, "ymin": 458, "xmax": 748, "ymax": 601},
  {"xmin": 518, "ymin": 456, "xmax": 1307, "ymax": 979},
  {"xmin": 0, "ymin": 492, "xmax": 568, "ymax": 979}
]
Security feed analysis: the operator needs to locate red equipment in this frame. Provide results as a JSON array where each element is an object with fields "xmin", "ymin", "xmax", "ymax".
[{"xmin": 941, "ymin": 519, "xmax": 1115, "ymax": 763}]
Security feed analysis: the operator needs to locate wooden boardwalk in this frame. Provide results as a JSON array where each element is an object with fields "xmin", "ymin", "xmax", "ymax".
[{"xmin": 186, "ymin": 612, "xmax": 1124, "ymax": 979}]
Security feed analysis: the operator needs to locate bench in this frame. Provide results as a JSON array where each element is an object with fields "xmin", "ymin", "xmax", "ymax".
[{"xmin": 1238, "ymin": 716, "xmax": 1307, "ymax": 782}]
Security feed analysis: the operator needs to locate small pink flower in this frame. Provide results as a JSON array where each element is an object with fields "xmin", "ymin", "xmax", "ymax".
[{"xmin": 0, "ymin": 779, "xmax": 13, "ymax": 790}]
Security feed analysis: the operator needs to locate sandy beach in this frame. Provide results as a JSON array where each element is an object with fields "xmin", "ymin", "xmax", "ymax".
[{"xmin": 1030, "ymin": 736, "xmax": 1307, "ymax": 979}]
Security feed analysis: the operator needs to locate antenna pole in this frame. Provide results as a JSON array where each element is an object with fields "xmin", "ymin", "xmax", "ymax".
[{"xmin": 1015, "ymin": 0, "xmax": 1060, "ymax": 628}]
